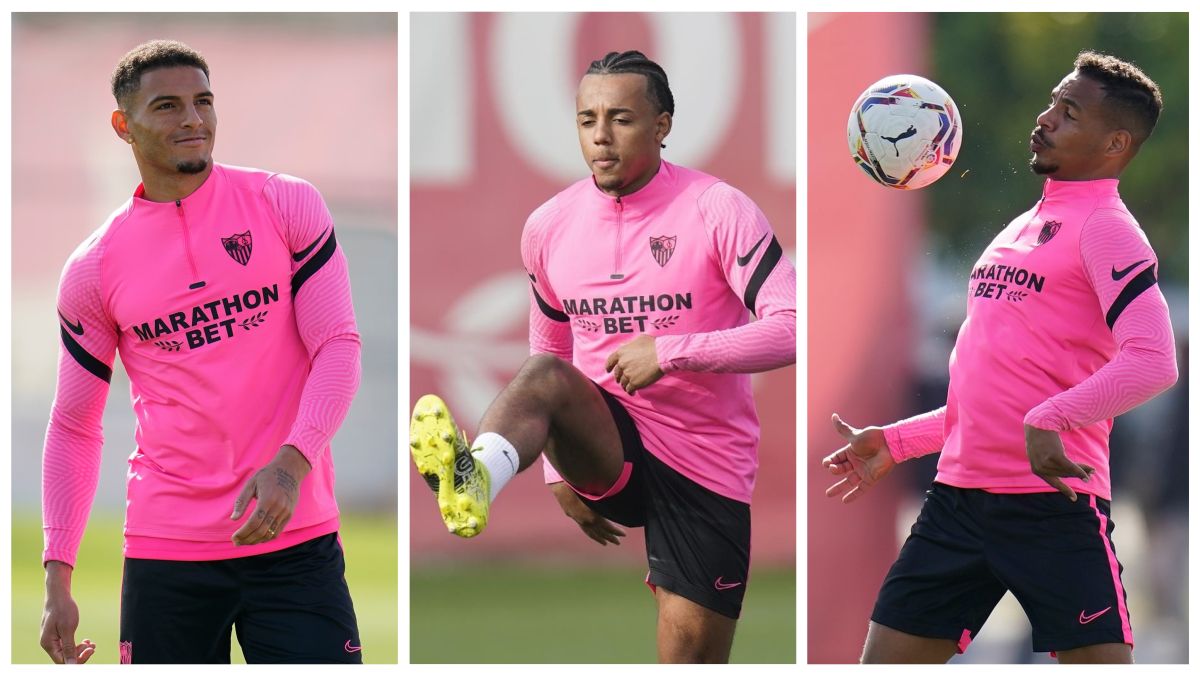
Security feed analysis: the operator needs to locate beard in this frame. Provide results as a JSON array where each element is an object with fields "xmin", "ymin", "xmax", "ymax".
[
  {"xmin": 176, "ymin": 158, "xmax": 209, "ymax": 174},
  {"xmin": 1029, "ymin": 155, "xmax": 1057, "ymax": 175}
]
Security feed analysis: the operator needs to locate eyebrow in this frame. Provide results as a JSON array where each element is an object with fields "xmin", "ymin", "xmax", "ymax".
[
  {"xmin": 146, "ymin": 91, "xmax": 214, "ymax": 107},
  {"xmin": 577, "ymin": 106, "xmax": 637, "ymax": 117}
]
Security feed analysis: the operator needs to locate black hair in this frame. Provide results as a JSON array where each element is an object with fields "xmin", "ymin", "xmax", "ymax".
[
  {"xmin": 111, "ymin": 39, "xmax": 210, "ymax": 108},
  {"xmin": 585, "ymin": 50, "xmax": 674, "ymax": 116},
  {"xmin": 1074, "ymin": 50, "xmax": 1162, "ymax": 147}
]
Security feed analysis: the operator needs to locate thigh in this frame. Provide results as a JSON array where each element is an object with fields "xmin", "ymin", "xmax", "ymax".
[
  {"xmin": 871, "ymin": 484, "xmax": 1006, "ymax": 652},
  {"xmin": 1056, "ymin": 642, "xmax": 1133, "ymax": 664},
  {"xmin": 539, "ymin": 375, "xmax": 630, "ymax": 496},
  {"xmin": 120, "ymin": 557, "xmax": 239, "ymax": 664},
  {"xmin": 861, "ymin": 621, "xmax": 958, "ymax": 664},
  {"xmin": 643, "ymin": 451, "xmax": 751, "ymax": 621},
  {"xmin": 655, "ymin": 586, "xmax": 737, "ymax": 663},
  {"xmin": 561, "ymin": 384, "xmax": 651, "ymax": 527},
  {"xmin": 985, "ymin": 492, "xmax": 1133, "ymax": 654},
  {"xmin": 235, "ymin": 534, "xmax": 362, "ymax": 664}
]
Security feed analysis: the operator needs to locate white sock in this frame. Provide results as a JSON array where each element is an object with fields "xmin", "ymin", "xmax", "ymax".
[{"xmin": 472, "ymin": 432, "xmax": 519, "ymax": 502}]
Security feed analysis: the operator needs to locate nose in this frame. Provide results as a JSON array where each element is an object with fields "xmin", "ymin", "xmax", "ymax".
[
  {"xmin": 592, "ymin": 120, "xmax": 612, "ymax": 145},
  {"xmin": 181, "ymin": 102, "xmax": 203, "ymax": 128},
  {"xmin": 1035, "ymin": 105, "xmax": 1054, "ymax": 131}
]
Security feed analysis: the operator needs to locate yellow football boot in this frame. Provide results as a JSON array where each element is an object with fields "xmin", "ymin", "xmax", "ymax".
[{"xmin": 409, "ymin": 394, "xmax": 490, "ymax": 537}]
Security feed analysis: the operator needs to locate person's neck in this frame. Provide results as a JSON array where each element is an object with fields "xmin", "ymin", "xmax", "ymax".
[{"xmin": 138, "ymin": 164, "xmax": 213, "ymax": 203}]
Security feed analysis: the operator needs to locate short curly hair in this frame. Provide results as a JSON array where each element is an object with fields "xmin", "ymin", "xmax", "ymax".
[
  {"xmin": 111, "ymin": 40, "xmax": 209, "ymax": 108},
  {"xmin": 1074, "ymin": 50, "xmax": 1162, "ymax": 147}
]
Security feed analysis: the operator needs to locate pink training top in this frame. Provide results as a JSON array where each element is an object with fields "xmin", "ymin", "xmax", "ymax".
[
  {"xmin": 43, "ymin": 163, "xmax": 361, "ymax": 565},
  {"xmin": 524, "ymin": 160, "xmax": 796, "ymax": 503},
  {"xmin": 884, "ymin": 178, "xmax": 1177, "ymax": 500}
]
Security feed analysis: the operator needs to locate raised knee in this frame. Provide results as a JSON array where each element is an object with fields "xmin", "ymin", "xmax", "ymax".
[{"xmin": 517, "ymin": 354, "xmax": 574, "ymax": 396}]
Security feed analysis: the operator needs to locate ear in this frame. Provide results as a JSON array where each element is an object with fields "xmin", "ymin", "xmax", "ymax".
[
  {"xmin": 112, "ymin": 109, "xmax": 133, "ymax": 144},
  {"xmin": 655, "ymin": 112, "xmax": 672, "ymax": 146},
  {"xmin": 1106, "ymin": 128, "xmax": 1132, "ymax": 157}
]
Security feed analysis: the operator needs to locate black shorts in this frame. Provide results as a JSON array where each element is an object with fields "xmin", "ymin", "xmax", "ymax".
[
  {"xmin": 562, "ymin": 384, "xmax": 751, "ymax": 620},
  {"xmin": 120, "ymin": 532, "xmax": 362, "ymax": 664},
  {"xmin": 872, "ymin": 483, "xmax": 1133, "ymax": 654}
]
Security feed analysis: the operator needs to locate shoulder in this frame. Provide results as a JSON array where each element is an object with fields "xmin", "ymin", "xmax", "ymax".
[
  {"xmin": 214, "ymin": 162, "xmax": 280, "ymax": 193},
  {"xmin": 64, "ymin": 199, "xmax": 135, "ymax": 274}
]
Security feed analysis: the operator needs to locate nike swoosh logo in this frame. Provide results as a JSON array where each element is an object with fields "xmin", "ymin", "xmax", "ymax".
[
  {"xmin": 344, "ymin": 640, "xmax": 363, "ymax": 653},
  {"xmin": 58, "ymin": 311, "xmax": 84, "ymax": 336},
  {"xmin": 292, "ymin": 228, "xmax": 328, "ymax": 262},
  {"xmin": 714, "ymin": 577, "xmax": 743, "ymax": 591},
  {"xmin": 1111, "ymin": 259, "xmax": 1149, "ymax": 281},
  {"xmin": 1079, "ymin": 607, "xmax": 1112, "ymax": 624},
  {"xmin": 736, "ymin": 234, "xmax": 768, "ymax": 267}
]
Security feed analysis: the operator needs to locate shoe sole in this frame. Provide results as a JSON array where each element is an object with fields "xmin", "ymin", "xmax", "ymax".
[{"xmin": 410, "ymin": 394, "xmax": 487, "ymax": 537}]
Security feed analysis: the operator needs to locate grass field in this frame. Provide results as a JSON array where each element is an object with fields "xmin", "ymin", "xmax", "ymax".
[
  {"xmin": 411, "ymin": 564, "xmax": 795, "ymax": 663},
  {"xmin": 12, "ymin": 512, "xmax": 397, "ymax": 664}
]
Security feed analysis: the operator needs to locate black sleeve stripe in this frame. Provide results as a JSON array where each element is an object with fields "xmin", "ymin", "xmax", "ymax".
[
  {"xmin": 291, "ymin": 229, "xmax": 337, "ymax": 296},
  {"xmin": 1106, "ymin": 263, "xmax": 1157, "ymax": 330},
  {"xmin": 60, "ymin": 326, "xmax": 112, "ymax": 383},
  {"xmin": 292, "ymin": 227, "xmax": 330, "ymax": 262},
  {"xmin": 532, "ymin": 284, "xmax": 569, "ymax": 322},
  {"xmin": 743, "ymin": 235, "xmax": 783, "ymax": 314}
]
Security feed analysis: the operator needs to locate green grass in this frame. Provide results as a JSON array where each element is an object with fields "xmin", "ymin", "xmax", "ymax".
[
  {"xmin": 411, "ymin": 564, "xmax": 795, "ymax": 663},
  {"xmin": 12, "ymin": 511, "xmax": 397, "ymax": 664}
]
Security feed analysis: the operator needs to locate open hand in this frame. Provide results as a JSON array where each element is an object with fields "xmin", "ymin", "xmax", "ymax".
[
  {"xmin": 1025, "ymin": 425, "xmax": 1095, "ymax": 501},
  {"xmin": 550, "ymin": 482, "xmax": 626, "ymax": 546},
  {"xmin": 40, "ymin": 562, "xmax": 95, "ymax": 664},
  {"xmin": 822, "ymin": 413, "xmax": 895, "ymax": 503}
]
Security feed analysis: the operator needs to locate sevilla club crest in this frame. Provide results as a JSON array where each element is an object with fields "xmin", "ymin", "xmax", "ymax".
[
  {"xmin": 221, "ymin": 231, "xmax": 253, "ymax": 265},
  {"xmin": 1036, "ymin": 221, "xmax": 1061, "ymax": 246},
  {"xmin": 649, "ymin": 235, "xmax": 677, "ymax": 267}
]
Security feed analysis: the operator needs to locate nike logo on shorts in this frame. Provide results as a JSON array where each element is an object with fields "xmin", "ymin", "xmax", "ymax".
[
  {"xmin": 1111, "ymin": 259, "xmax": 1148, "ymax": 281},
  {"xmin": 736, "ymin": 234, "xmax": 768, "ymax": 267},
  {"xmin": 344, "ymin": 639, "xmax": 363, "ymax": 653},
  {"xmin": 1078, "ymin": 606, "xmax": 1112, "ymax": 624},
  {"xmin": 714, "ymin": 576, "xmax": 743, "ymax": 591}
]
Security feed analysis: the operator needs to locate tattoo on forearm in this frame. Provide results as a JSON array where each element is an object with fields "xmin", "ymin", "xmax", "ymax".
[{"xmin": 274, "ymin": 467, "xmax": 299, "ymax": 500}]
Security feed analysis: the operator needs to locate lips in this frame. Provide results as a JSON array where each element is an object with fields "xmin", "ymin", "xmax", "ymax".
[
  {"xmin": 1030, "ymin": 130, "xmax": 1050, "ymax": 152},
  {"xmin": 174, "ymin": 136, "xmax": 208, "ymax": 146},
  {"xmin": 593, "ymin": 156, "xmax": 618, "ymax": 169}
]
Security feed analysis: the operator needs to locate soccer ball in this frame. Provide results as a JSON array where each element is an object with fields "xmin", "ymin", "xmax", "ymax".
[{"xmin": 847, "ymin": 74, "xmax": 962, "ymax": 190}]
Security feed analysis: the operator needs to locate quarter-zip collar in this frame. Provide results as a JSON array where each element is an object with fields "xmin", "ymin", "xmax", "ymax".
[
  {"xmin": 587, "ymin": 159, "xmax": 678, "ymax": 217},
  {"xmin": 132, "ymin": 162, "xmax": 223, "ymax": 213},
  {"xmin": 1040, "ymin": 177, "xmax": 1119, "ymax": 205}
]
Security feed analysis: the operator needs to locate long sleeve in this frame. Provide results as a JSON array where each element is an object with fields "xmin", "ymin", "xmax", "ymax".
[
  {"xmin": 655, "ymin": 182, "xmax": 796, "ymax": 373},
  {"xmin": 43, "ymin": 243, "xmax": 118, "ymax": 567},
  {"xmin": 1024, "ymin": 210, "xmax": 1177, "ymax": 431},
  {"xmin": 882, "ymin": 406, "xmax": 947, "ymax": 462},
  {"xmin": 521, "ymin": 200, "xmax": 573, "ymax": 361},
  {"xmin": 265, "ymin": 175, "xmax": 362, "ymax": 465}
]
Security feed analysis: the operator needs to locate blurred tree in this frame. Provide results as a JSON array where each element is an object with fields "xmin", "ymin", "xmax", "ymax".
[{"xmin": 926, "ymin": 13, "xmax": 1187, "ymax": 282}]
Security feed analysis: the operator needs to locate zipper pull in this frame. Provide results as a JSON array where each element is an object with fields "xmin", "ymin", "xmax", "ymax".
[{"xmin": 176, "ymin": 199, "xmax": 183, "ymax": 214}]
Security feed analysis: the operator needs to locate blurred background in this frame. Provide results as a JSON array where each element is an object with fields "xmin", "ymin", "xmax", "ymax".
[
  {"xmin": 10, "ymin": 13, "xmax": 397, "ymax": 664},
  {"xmin": 411, "ymin": 12, "xmax": 796, "ymax": 663},
  {"xmin": 808, "ymin": 12, "xmax": 1187, "ymax": 664}
]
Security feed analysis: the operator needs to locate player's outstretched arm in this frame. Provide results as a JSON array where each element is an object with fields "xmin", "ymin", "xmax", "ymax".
[
  {"xmin": 549, "ymin": 482, "xmax": 626, "ymax": 546},
  {"xmin": 822, "ymin": 414, "xmax": 895, "ymax": 503}
]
